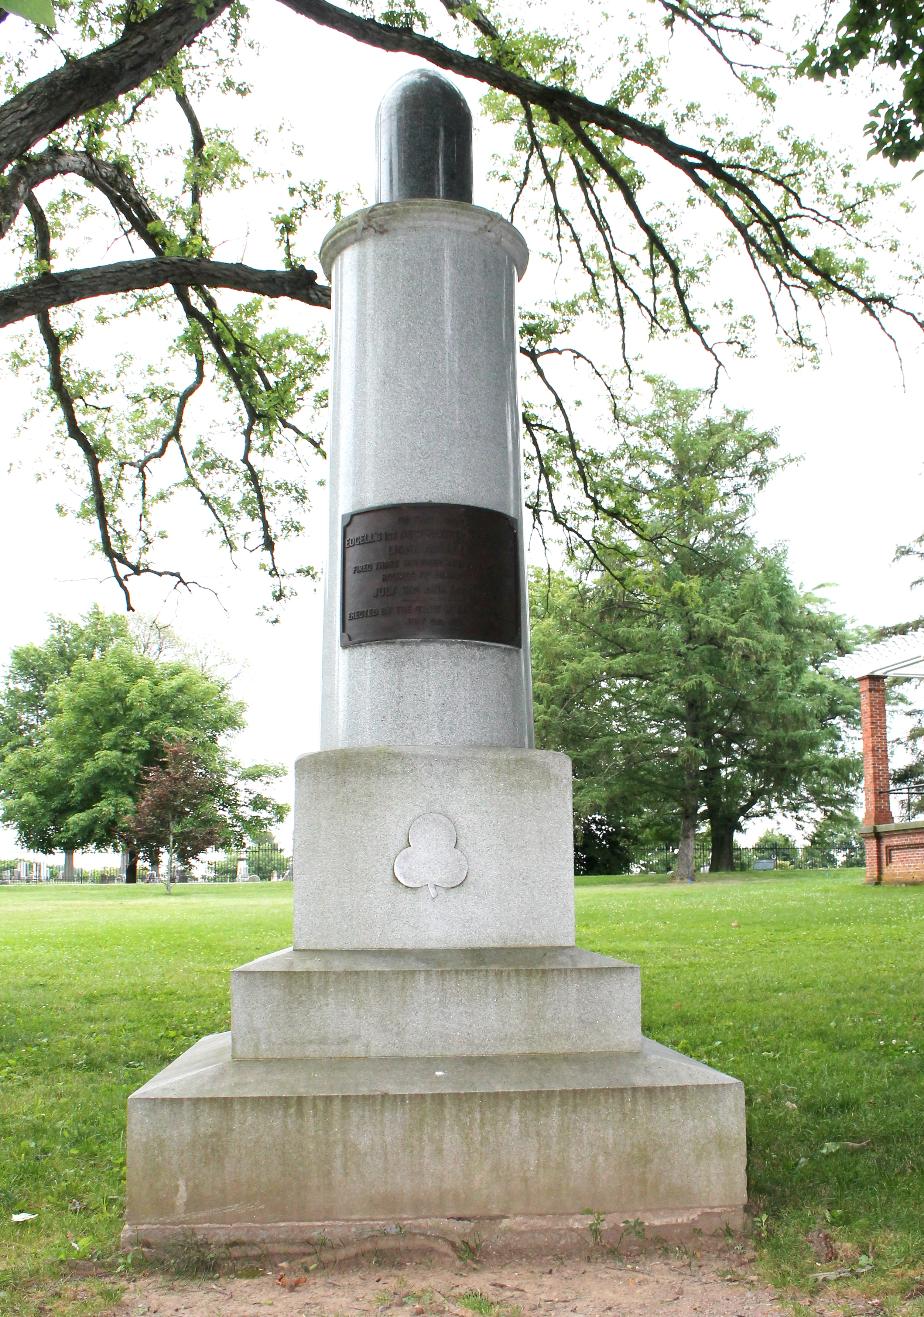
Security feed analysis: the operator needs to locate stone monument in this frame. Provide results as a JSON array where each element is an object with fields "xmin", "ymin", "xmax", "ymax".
[{"xmin": 123, "ymin": 70, "xmax": 747, "ymax": 1258}]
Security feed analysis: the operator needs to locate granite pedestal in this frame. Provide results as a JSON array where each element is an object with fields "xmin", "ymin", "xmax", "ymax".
[
  {"xmin": 125, "ymin": 1033, "xmax": 745, "ymax": 1252},
  {"xmin": 124, "ymin": 743, "xmax": 747, "ymax": 1255}
]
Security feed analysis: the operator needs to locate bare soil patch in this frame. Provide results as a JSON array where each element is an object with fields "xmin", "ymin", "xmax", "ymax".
[{"xmin": 108, "ymin": 1246, "xmax": 844, "ymax": 1317}]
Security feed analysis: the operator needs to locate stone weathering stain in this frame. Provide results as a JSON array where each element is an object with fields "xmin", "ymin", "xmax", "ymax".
[{"xmin": 123, "ymin": 69, "xmax": 748, "ymax": 1255}]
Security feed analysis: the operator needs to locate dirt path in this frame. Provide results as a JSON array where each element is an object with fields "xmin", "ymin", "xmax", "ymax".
[{"xmin": 109, "ymin": 1248, "xmax": 845, "ymax": 1317}]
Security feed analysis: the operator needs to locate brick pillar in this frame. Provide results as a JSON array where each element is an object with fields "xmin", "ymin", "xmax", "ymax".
[
  {"xmin": 864, "ymin": 834, "xmax": 883, "ymax": 883},
  {"xmin": 859, "ymin": 675, "xmax": 893, "ymax": 826}
]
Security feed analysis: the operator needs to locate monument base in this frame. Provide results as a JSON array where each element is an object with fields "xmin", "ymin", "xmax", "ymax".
[
  {"xmin": 230, "ymin": 946, "xmax": 641, "ymax": 1059},
  {"xmin": 124, "ymin": 1028, "xmax": 746, "ymax": 1252},
  {"xmin": 122, "ymin": 1207, "xmax": 747, "ymax": 1264}
]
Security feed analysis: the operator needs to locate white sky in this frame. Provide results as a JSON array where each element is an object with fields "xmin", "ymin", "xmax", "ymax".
[{"xmin": 1, "ymin": 4, "xmax": 922, "ymax": 858}]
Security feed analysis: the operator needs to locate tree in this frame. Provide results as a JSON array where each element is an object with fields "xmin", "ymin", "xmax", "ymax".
[
  {"xmin": 693, "ymin": 556, "xmax": 861, "ymax": 871},
  {"xmin": 573, "ymin": 814, "xmax": 639, "ymax": 878},
  {"xmin": 122, "ymin": 740, "xmax": 224, "ymax": 890},
  {"xmin": 0, "ymin": 627, "xmax": 286, "ymax": 876},
  {"xmin": 800, "ymin": 1, "xmax": 924, "ymax": 163},
  {"xmin": 530, "ymin": 382, "xmax": 861, "ymax": 879},
  {"xmin": 808, "ymin": 813, "xmax": 865, "ymax": 866},
  {"xmin": 530, "ymin": 567, "xmax": 680, "ymax": 857},
  {"xmin": 0, "ymin": 606, "xmax": 133, "ymax": 875},
  {"xmin": 121, "ymin": 739, "xmax": 284, "ymax": 888},
  {"xmin": 751, "ymin": 828, "xmax": 799, "ymax": 864},
  {"xmin": 0, "ymin": 1, "xmax": 920, "ymax": 605}
]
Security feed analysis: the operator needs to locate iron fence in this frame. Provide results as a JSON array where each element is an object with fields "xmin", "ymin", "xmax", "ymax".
[
  {"xmin": 2, "ymin": 838, "xmax": 868, "ymax": 885},
  {"xmin": 888, "ymin": 783, "xmax": 924, "ymax": 823},
  {"xmin": 0, "ymin": 843, "xmax": 293, "ymax": 885},
  {"xmin": 200, "ymin": 844, "xmax": 291, "ymax": 883},
  {"xmin": 611, "ymin": 840, "xmax": 865, "ymax": 876}
]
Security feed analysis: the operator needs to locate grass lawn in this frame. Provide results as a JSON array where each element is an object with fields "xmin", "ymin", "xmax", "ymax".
[{"xmin": 1, "ymin": 873, "xmax": 922, "ymax": 1315}]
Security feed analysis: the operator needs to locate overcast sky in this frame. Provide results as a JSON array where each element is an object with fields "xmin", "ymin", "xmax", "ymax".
[{"xmin": 1, "ymin": 4, "xmax": 922, "ymax": 858}]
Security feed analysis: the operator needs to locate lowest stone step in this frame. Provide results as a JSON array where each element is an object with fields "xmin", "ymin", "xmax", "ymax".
[{"xmin": 124, "ymin": 1032, "xmax": 746, "ymax": 1236}]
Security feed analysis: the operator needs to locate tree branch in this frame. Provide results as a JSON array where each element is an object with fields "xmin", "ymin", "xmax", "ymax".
[
  {"xmin": 277, "ymin": 0, "xmax": 921, "ymax": 350},
  {"xmin": 0, "ymin": 257, "xmax": 329, "ymax": 326},
  {"xmin": 276, "ymin": 0, "xmax": 749, "ymax": 163},
  {"xmin": 0, "ymin": 0, "xmax": 231, "ymax": 174},
  {"xmin": 24, "ymin": 192, "xmax": 216, "ymax": 607}
]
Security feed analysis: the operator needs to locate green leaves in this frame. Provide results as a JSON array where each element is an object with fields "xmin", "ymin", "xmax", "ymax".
[
  {"xmin": 0, "ymin": 611, "xmax": 284, "ymax": 859},
  {"xmin": 530, "ymin": 381, "xmax": 861, "ymax": 868},
  {"xmin": 799, "ymin": 0, "xmax": 924, "ymax": 163},
  {"xmin": 1, "ymin": 0, "xmax": 55, "ymax": 29}
]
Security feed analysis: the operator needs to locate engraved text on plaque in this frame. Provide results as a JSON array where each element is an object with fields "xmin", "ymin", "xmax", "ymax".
[{"xmin": 341, "ymin": 502, "xmax": 520, "ymax": 647}]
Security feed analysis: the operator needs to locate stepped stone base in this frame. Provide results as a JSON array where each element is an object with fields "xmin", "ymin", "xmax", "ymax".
[
  {"xmin": 231, "ymin": 946, "xmax": 641, "ymax": 1059},
  {"xmin": 124, "ymin": 1031, "xmax": 746, "ymax": 1235}
]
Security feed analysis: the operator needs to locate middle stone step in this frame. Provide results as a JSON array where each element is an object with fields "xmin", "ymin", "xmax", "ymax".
[{"xmin": 231, "ymin": 947, "xmax": 641, "ymax": 1060}]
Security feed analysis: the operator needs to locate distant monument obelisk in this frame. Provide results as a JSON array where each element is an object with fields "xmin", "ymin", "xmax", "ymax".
[{"xmin": 123, "ymin": 70, "xmax": 746, "ymax": 1257}]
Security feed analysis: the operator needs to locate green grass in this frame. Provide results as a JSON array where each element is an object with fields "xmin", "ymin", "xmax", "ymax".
[
  {"xmin": 1, "ymin": 874, "xmax": 923, "ymax": 1315},
  {"xmin": 579, "ymin": 870, "xmax": 924, "ymax": 1308},
  {"xmin": 457, "ymin": 1291, "xmax": 521, "ymax": 1316},
  {"xmin": 0, "ymin": 883, "xmax": 290, "ymax": 1315}
]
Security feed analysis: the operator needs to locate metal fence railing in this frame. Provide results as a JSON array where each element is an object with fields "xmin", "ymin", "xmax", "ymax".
[
  {"xmin": 200, "ymin": 844, "xmax": 291, "ymax": 883},
  {"xmin": 0, "ymin": 843, "xmax": 293, "ymax": 885},
  {"xmin": 593, "ymin": 841, "xmax": 867, "ymax": 877},
  {"xmin": 888, "ymin": 783, "xmax": 924, "ymax": 823},
  {"xmin": 2, "ymin": 839, "xmax": 868, "ymax": 885}
]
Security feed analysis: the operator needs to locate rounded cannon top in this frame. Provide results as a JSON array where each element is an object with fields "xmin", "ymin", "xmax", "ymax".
[{"xmin": 376, "ymin": 70, "xmax": 473, "ymax": 204}]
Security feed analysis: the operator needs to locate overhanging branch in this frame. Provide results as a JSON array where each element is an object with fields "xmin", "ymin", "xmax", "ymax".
[
  {"xmin": 0, "ymin": 0, "xmax": 232, "ymax": 173},
  {"xmin": 0, "ymin": 257, "xmax": 330, "ymax": 327}
]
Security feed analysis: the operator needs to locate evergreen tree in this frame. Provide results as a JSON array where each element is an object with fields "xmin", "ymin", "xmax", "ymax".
[{"xmin": 531, "ymin": 383, "xmax": 861, "ymax": 878}]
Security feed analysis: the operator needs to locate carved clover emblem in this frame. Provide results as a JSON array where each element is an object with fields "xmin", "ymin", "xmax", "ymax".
[{"xmin": 394, "ymin": 813, "xmax": 468, "ymax": 899}]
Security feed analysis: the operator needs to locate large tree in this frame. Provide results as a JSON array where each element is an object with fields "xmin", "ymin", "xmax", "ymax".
[
  {"xmin": 0, "ymin": 606, "xmax": 134, "ymax": 874},
  {"xmin": 530, "ymin": 567, "xmax": 680, "ymax": 856},
  {"xmin": 530, "ymin": 382, "xmax": 861, "ymax": 878},
  {"xmin": 0, "ymin": 619, "xmax": 286, "ymax": 874},
  {"xmin": 0, "ymin": 0, "xmax": 920, "ymax": 606}
]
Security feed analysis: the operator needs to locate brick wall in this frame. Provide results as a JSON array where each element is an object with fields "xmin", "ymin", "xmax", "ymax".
[
  {"xmin": 884, "ymin": 836, "xmax": 924, "ymax": 882},
  {"xmin": 862, "ymin": 823, "xmax": 924, "ymax": 884},
  {"xmin": 864, "ymin": 834, "xmax": 882, "ymax": 883}
]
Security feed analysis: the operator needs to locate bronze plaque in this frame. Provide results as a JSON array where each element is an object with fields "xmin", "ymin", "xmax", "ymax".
[{"xmin": 341, "ymin": 502, "xmax": 521, "ymax": 648}]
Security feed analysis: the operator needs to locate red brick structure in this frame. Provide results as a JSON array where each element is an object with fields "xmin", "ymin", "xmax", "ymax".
[{"xmin": 859, "ymin": 672, "xmax": 924, "ymax": 884}]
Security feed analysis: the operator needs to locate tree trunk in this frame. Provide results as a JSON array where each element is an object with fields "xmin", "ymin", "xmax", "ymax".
[
  {"xmin": 63, "ymin": 849, "xmax": 75, "ymax": 882},
  {"xmin": 125, "ymin": 849, "xmax": 138, "ymax": 884},
  {"xmin": 673, "ymin": 809, "xmax": 697, "ymax": 882},
  {"xmin": 165, "ymin": 822, "xmax": 173, "ymax": 894},
  {"xmin": 709, "ymin": 820, "xmax": 737, "ymax": 873},
  {"xmin": 673, "ymin": 730, "xmax": 701, "ymax": 883}
]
